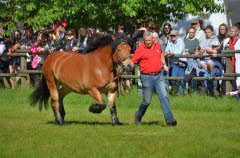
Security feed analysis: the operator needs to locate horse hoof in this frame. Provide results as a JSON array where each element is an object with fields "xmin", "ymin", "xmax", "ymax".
[
  {"xmin": 89, "ymin": 104, "xmax": 106, "ymax": 114},
  {"xmin": 55, "ymin": 120, "xmax": 64, "ymax": 125},
  {"xmin": 112, "ymin": 122, "xmax": 124, "ymax": 126}
]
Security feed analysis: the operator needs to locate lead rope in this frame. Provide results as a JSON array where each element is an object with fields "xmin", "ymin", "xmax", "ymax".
[{"xmin": 114, "ymin": 65, "xmax": 127, "ymax": 97}]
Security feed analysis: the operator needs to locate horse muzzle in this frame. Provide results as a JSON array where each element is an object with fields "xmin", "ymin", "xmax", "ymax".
[{"xmin": 122, "ymin": 59, "xmax": 134, "ymax": 72}]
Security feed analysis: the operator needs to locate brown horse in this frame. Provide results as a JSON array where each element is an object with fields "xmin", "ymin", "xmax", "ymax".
[{"xmin": 30, "ymin": 35, "xmax": 134, "ymax": 125}]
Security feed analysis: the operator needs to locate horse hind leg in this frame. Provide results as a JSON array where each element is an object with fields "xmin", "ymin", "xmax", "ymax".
[
  {"xmin": 88, "ymin": 88, "xmax": 106, "ymax": 114},
  {"xmin": 58, "ymin": 87, "xmax": 71, "ymax": 121},
  {"xmin": 46, "ymin": 79, "xmax": 64, "ymax": 125}
]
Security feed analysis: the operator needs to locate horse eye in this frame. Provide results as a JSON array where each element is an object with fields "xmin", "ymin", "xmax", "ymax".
[{"xmin": 117, "ymin": 49, "xmax": 121, "ymax": 52}]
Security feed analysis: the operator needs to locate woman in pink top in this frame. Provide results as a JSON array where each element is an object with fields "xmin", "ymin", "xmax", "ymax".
[{"xmin": 30, "ymin": 31, "xmax": 49, "ymax": 87}]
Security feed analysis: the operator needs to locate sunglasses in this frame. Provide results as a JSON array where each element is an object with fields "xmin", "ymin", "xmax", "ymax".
[{"xmin": 67, "ymin": 34, "xmax": 74, "ymax": 35}]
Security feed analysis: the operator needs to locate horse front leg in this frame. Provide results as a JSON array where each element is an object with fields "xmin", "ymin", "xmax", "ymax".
[
  {"xmin": 107, "ymin": 91, "xmax": 122, "ymax": 125},
  {"xmin": 88, "ymin": 88, "xmax": 106, "ymax": 113}
]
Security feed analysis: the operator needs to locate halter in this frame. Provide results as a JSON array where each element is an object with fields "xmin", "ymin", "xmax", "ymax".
[{"xmin": 115, "ymin": 51, "xmax": 131, "ymax": 63}]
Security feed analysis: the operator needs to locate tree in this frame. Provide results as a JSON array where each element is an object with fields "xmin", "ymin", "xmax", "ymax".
[{"xmin": 0, "ymin": 0, "xmax": 225, "ymax": 34}]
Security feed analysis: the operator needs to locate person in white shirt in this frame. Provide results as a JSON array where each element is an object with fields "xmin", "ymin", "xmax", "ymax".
[{"xmin": 189, "ymin": 19, "xmax": 206, "ymax": 43}]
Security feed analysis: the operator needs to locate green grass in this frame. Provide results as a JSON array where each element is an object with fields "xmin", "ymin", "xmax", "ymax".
[{"xmin": 0, "ymin": 86, "xmax": 240, "ymax": 158}]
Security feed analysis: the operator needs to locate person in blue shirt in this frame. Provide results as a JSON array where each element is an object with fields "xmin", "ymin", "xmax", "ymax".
[{"xmin": 165, "ymin": 30, "xmax": 186, "ymax": 94}]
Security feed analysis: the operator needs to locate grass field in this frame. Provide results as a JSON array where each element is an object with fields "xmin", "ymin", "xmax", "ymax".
[{"xmin": 0, "ymin": 86, "xmax": 240, "ymax": 158}]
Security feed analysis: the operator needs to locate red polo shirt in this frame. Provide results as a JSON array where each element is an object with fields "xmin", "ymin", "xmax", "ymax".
[{"xmin": 132, "ymin": 42, "xmax": 163, "ymax": 73}]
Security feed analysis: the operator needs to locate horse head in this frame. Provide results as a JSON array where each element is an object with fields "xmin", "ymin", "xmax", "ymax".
[{"xmin": 113, "ymin": 41, "xmax": 134, "ymax": 72}]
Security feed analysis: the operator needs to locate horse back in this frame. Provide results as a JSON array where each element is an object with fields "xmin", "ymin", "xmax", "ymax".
[{"xmin": 42, "ymin": 50, "xmax": 114, "ymax": 93}]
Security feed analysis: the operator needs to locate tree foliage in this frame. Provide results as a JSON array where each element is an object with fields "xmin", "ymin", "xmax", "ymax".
[{"xmin": 0, "ymin": 0, "xmax": 225, "ymax": 33}]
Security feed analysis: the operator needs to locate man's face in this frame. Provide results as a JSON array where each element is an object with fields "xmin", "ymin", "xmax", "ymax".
[
  {"xmin": 153, "ymin": 35, "xmax": 159, "ymax": 42},
  {"xmin": 144, "ymin": 36, "xmax": 154, "ymax": 48},
  {"xmin": 171, "ymin": 35, "xmax": 178, "ymax": 42}
]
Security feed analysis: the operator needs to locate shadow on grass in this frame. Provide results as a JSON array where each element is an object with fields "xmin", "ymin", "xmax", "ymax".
[
  {"xmin": 46, "ymin": 120, "xmax": 129, "ymax": 126},
  {"xmin": 46, "ymin": 120, "xmax": 164, "ymax": 126},
  {"xmin": 141, "ymin": 121, "xmax": 165, "ymax": 126}
]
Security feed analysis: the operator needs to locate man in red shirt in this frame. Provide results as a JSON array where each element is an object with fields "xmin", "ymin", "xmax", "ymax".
[{"xmin": 132, "ymin": 31, "xmax": 177, "ymax": 126}]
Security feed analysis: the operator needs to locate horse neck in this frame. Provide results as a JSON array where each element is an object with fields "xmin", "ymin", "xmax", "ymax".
[{"xmin": 96, "ymin": 45, "xmax": 114, "ymax": 69}]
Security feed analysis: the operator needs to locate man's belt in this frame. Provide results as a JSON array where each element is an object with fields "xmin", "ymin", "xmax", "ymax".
[{"xmin": 141, "ymin": 72, "xmax": 160, "ymax": 76}]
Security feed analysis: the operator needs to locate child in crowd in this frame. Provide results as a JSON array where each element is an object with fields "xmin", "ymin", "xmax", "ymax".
[{"xmin": 185, "ymin": 46, "xmax": 205, "ymax": 91}]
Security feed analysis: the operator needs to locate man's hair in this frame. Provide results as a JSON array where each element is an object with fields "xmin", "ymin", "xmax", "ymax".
[
  {"xmin": 152, "ymin": 32, "xmax": 159, "ymax": 38},
  {"xmin": 143, "ymin": 31, "xmax": 153, "ymax": 38}
]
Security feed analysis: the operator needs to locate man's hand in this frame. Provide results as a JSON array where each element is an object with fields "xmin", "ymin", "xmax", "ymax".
[{"xmin": 163, "ymin": 64, "xmax": 169, "ymax": 72}]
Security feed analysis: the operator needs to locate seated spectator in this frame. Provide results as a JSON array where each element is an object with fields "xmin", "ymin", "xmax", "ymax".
[
  {"xmin": 199, "ymin": 25, "xmax": 221, "ymax": 76},
  {"xmin": 185, "ymin": 46, "xmax": 205, "ymax": 92},
  {"xmin": 226, "ymin": 89, "xmax": 240, "ymax": 100}
]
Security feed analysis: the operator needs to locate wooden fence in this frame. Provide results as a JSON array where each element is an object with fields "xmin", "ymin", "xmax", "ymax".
[{"xmin": 0, "ymin": 49, "xmax": 240, "ymax": 91}]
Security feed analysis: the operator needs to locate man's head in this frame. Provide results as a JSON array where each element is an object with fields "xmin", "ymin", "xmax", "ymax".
[
  {"xmin": 143, "ymin": 31, "xmax": 154, "ymax": 48},
  {"xmin": 152, "ymin": 32, "xmax": 159, "ymax": 42},
  {"xmin": 191, "ymin": 18, "xmax": 200, "ymax": 29},
  {"xmin": 169, "ymin": 30, "xmax": 179, "ymax": 42},
  {"xmin": 230, "ymin": 26, "xmax": 239, "ymax": 38}
]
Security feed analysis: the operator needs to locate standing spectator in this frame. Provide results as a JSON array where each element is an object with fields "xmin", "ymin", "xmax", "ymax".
[
  {"xmin": 75, "ymin": 27, "xmax": 91, "ymax": 52},
  {"xmin": 223, "ymin": 26, "xmax": 240, "ymax": 89},
  {"xmin": 0, "ymin": 37, "xmax": 12, "ymax": 88},
  {"xmin": 217, "ymin": 23, "xmax": 229, "ymax": 95},
  {"xmin": 60, "ymin": 29, "xmax": 78, "ymax": 51},
  {"xmin": 159, "ymin": 23, "xmax": 172, "ymax": 52},
  {"xmin": 30, "ymin": 32, "xmax": 49, "ymax": 87},
  {"xmin": 132, "ymin": 25, "xmax": 148, "ymax": 96},
  {"xmin": 159, "ymin": 23, "xmax": 172, "ymax": 91},
  {"xmin": 190, "ymin": 18, "xmax": 206, "ymax": 43},
  {"xmin": 199, "ymin": 20, "xmax": 205, "ymax": 31},
  {"xmin": 18, "ymin": 28, "xmax": 36, "ymax": 87},
  {"xmin": 7, "ymin": 30, "xmax": 22, "ymax": 87},
  {"xmin": 184, "ymin": 27, "xmax": 200, "ymax": 91},
  {"xmin": 165, "ymin": 30, "xmax": 186, "ymax": 94},
  {"xmin": 184, "ymin": 27, "xmax": 200, "ymax": 54},
  {"xmin": 132, "ymin": 31, "xmax": 177, "ymax": 126}
]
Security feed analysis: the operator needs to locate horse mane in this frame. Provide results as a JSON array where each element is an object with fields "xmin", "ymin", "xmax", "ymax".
[{"xmin": 85, "ymin": 33, "xmax": 113, "ymax": 53}]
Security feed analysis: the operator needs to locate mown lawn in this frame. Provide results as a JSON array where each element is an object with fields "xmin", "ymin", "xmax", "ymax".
[{"xmin": 0, "ymin": 87, "xmax": 239, "ymax": 158}]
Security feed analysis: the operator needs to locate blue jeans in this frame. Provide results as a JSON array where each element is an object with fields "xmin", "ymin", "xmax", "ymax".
[{"xmin": 136, "ymin": 70, "xmax": 175, "ymax": 123}]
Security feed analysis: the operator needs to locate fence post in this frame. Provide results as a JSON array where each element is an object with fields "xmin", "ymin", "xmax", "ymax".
[
  {"xmin": 20, "ymin": 52, "xmax": 27, "ymax": 89},
  {"xmin": 225, "ymin": 48, "xmax": 233, "ymax": 92}
]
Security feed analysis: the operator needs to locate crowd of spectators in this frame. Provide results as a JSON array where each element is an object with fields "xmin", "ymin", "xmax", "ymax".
[{"xmin": 0, "ymin": 18, "xmax": 239, "ymax": 99}]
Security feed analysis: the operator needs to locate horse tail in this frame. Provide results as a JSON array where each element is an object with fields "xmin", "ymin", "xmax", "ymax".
[{"xmin": 29, "ymin": 76, "xmax": 50, "ymax": 111}]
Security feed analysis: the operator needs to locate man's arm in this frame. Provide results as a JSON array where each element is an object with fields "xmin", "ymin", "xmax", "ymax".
[{"xmin": 161, "ymin": 51, "xmax": 168, "ymax": 72}]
